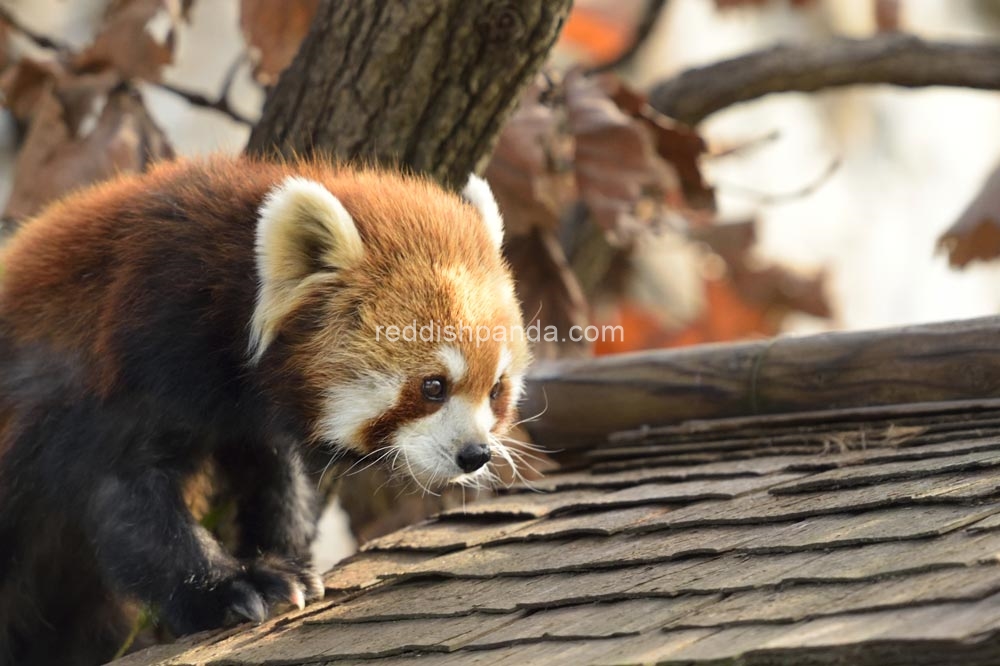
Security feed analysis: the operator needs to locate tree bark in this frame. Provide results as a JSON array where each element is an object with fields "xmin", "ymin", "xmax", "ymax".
[
  {"xmin": 246, "ymin": 0, "xmax": 572, "ymax": 189},
  {"xmin": 649, "ymin": 33, "xmax": 1000, "ymax": 126}
]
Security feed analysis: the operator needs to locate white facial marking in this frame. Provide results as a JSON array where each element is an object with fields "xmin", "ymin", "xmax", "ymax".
[
  {"xmin": 462, "ymin": 174, "xmax": 504, "ymax": 249},
  {"xmin": 393, "ymin": 396, "xmax": 495, "ymax": 483},
  {"xmin": 496, "ymin": 346, "xmax": 512, "ymax": 383},
  {"xmin": 508, "ymin": 373, "xmax": 526, "ymax": 405},
  {"xmin": 319, "ymin": 372, "xmax": 404, "ymax": 449},
  {"xmin": 436, "ymin": 345, "xmax": 467, "ymax": 383},
  {"xmin": 495, "ymin": 346, "xmax": 524, "ymax": 404}
]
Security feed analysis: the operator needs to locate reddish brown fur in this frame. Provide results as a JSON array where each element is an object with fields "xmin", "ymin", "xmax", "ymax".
[
  {"xmin": 0, "ymin": 155, "xmax": 528, "ymax": 664},
  {"xmin": 0, "ymin": 156, "xmax": 528, "ymax": 450}
]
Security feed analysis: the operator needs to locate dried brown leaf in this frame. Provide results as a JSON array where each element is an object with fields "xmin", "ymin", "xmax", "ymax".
[
  {"xmin": 4, "ymin": 81, "xmax": 174, "ymax": 222},
  {"xmin": 0, "ymin": 20, "xmax": 9, "ymax": 75},
  {"xmin": 875, "ymin": 0, "xmax": 901, "ymax": 32},
  {"xmin": 606, "ymin": 76, "xmax": 715, "ymax": 212},
  {"xmin": 73, "ymin": 0, "xmax": 182, "ymax": 82},
  {"xmin": 0, "ymin": 57, "xmax": 64, "ymax": 121},
  {"xmin": 240, "ymin": 0, "xmax": 319, "ymax": 86},
  {"xmin": 699, "ymin": 220, "xmax": 831, "ymax": 319},
  {"xmin": 566, "ymin": 71, "xmax": 679, "ymax": 243},
  {"xmin": 485, "ymin": 79, "xmax": 576, "ymax": 237},
  {"xmin": 504, "ymin": 228, "xmax": 590, "ymax": 359},
  {"xmin": 937, "ymin": 162, "xmax": 1000, "ymax": 268}
]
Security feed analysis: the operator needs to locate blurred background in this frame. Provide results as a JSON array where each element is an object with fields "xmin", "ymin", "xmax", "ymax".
[{"xmin": 4, "ymin": 0, "xmax": 1000, "ymax": 563}]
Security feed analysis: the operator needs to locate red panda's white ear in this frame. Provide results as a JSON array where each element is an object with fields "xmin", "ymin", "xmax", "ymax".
[
  {"xmin": 462, "ymin": 174, "xmax": 504, "ymax": 249},
  {"xmin": 250, "ymin": 176, "xmax": 365, "ymax": 362}
]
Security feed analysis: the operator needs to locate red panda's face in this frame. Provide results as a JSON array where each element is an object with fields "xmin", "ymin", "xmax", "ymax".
[{"xmin": 250, "ymin": 169, "xmax": 530, "ymax": 488}]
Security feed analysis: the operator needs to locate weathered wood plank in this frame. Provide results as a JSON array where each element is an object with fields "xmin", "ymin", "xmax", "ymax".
[
  {"xmin": 322, "ymin": 550, "xmax": 439, "ymax": 592},
  {"xmin": 463, "ymin": 597, "xmax": 719, "ymax": 649},
  {"xmin": 526, "ymin": 458, "xmax": 808, "ymax": 492},
  {"xmin": 656, "ymin": 470, "xmax": 1000, "ymax": 528},
  {"xmin": 580, "ymin": 436, "xmax": 1000, "ymax": 490},
  {"xmin": 361, "ymin": 517, "xmax": 543, "ymax": 553},
  {"xmin": 391, "ymin": 511, "xmax": 1000, "ymax": 581},
  {"xmin": 769, "ymin": 447, "xmax": 1000, "ymax": 494},
  {"xmin": 588, "ymin": 431, "xmax": 1000, "ymax": 484},
  {"xmin": 523, "ymin": 317, "xmax": 1000, "ymax": 446},
  {"xmin": 666, "ymin": 566, "xmax": 1000, "ymax": 629},
  {"xmin": 321, "ymin": 631, "xmax": 719, "ymax": 666},
  {"xmin": 592, "ymin": 424, "xmax": 930, "ymax": 461},
  {"xmin": 168, "ymin": 613, "xmax": 523, "ymax": 665},
  {"xmin": 968, "ymin": 512, "xmax": 1000, "ymax": 532},
  {"xmin": 628, "ymin": 533, "xmax": 1000, "ymax": 596},
  {"xmin": 592, "ymin": 595, "xmax": 1000, "ymax": 664},
  {"xmin": 309, "ymin": 563, "xmax": 700, "ymax": 622},
  {"xmin": 314, "ymin": 564, "xmax": 1000, "ymax": 651},
  {"xmin": 437, "ymin": 474, "xmax": 803, "ymax": 520},
  {"xmin": 606, "ymin": 403, "xmax": 1000, "ymax": 446}
]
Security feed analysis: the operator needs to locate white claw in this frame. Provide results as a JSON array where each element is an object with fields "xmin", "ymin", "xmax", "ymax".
[{"xmin": 291, "ymin": 584, "xmax": 306, "ymax": 610}]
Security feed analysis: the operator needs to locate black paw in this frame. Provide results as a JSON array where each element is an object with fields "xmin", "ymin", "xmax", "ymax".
[
  {"xmin": 163, "ymin": 558, "xmax": 325, "ymax": 635},
  {"xmin": 245, "ymin": 554, "xmax": 326, "ymax": 613}
]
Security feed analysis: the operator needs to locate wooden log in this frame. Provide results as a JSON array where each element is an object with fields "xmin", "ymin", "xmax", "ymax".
[{"xmin": 522, "ymin": 316, "xmax": 1000, "ymax": 447}]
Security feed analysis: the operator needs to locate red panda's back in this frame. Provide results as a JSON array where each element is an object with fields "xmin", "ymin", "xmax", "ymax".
[{"xmin": 0, "ymin": 158, "xmax": 280, "ymax": 384}]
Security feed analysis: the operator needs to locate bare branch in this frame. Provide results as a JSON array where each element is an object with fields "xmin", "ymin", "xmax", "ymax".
[
  {"xmin": 0, "ymin": 4, "xmax": 254, "ymax": 125},
  {"xmin": 153, "ymin": 52, "xmax": 255, "ymax": 126},
  {"xmin": 707, "ymin": 129, "xmax": 780, "ymax": 160},
  {"xmin": 716, "ymin": 157, "xmax": 840, "ymax": 205},
  {"xmin": 0, "ymin": 4, "xmax": 72, "ymax": 53},
  {"xmin": 154, "ymin": 81, "xmax": 254, "ymax": 126},
  {"xmin": 587, "ymin": 0, "xmax": 668, "ymax": 74},
  {"xmin": 649, "ymin": 33, "xmax": 1000, "ymax": 125}
]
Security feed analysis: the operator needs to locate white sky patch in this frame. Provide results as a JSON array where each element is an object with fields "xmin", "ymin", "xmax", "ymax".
[
  {"xmin": 76, "ymin": 94, "xmax": 107, "ymax": 138},
  {"xmin": 145, "ymin": 7, "xmax": 175, "ymax": 46},
  {"xmin": 496, "ymin": 346, "xmax": 512, "ymax": 383},
  {"xmin": 437, "ymin": 345, "xmax": 467, "ymax": 383}
]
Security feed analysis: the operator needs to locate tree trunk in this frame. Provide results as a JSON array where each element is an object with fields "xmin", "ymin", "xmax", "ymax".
[{"xmin": 246, "ymin": 0, "xmax": 572, "ymax": 189}]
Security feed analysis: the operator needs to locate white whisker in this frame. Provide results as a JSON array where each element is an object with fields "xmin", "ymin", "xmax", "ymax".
[{"xmin": 403, "ymin": 452, "xmax": 440, "ymax": 497}]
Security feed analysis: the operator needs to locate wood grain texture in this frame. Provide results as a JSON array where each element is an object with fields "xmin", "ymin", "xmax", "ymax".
[{"xmin": 524, "ymin": 316, "xmax": 1000, "ymax": 447}]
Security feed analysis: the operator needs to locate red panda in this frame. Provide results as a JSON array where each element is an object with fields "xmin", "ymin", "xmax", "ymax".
[{"xmin": 0, "ymin": 156, "xmax": 529, "ymax": 665}]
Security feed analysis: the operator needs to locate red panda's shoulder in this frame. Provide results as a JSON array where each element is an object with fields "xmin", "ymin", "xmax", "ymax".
[{"xmin": 0, "ymin": 156, "xmax": 285, "ymax": 350}]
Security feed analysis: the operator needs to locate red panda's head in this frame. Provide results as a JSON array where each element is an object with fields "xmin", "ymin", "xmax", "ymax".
[{"xmin": 249, "ymin": 166, "xmax": 530, "ymax": 488}]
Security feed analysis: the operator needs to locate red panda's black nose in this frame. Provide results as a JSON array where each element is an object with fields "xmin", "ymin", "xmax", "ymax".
[{"xmin": 456, "ymin": 443, "xmax": 491, "ymax": 473}]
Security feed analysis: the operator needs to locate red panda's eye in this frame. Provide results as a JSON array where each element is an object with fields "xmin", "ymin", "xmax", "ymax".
[
  {"xmin": 421, "ymin": 376, "xmax": 447, "ymax": 402},
  {"xmin": 490, "ymin": 380, "xmax": 502, "ymax": 401}
]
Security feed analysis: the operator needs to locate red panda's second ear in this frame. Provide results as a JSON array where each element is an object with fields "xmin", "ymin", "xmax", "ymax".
[
  {"xmin": 462, "ymin": 174, "xmax": 504, "ymax": 249},
  {"xmin": 249, "ymin": 176, "xmax": 365, "ymax": 362}
]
